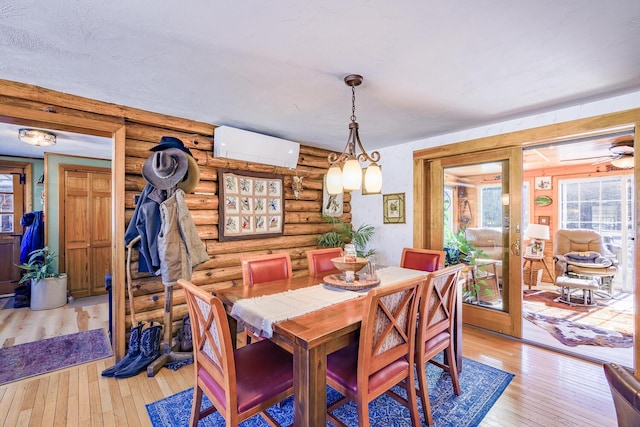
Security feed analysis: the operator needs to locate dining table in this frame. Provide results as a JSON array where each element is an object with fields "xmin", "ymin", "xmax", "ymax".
[{"xmin": 214, "ymin": 266, "xmax": 462, "ymax": 427}]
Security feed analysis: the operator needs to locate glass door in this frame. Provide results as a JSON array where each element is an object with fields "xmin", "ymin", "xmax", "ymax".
[{"xmin": 427, "ymin": 148, "xmax": 523, "ymax": 337}]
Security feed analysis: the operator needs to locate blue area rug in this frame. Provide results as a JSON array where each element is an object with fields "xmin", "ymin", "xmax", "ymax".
[{"xmin": 146, "ymin": 357, "xmax": 513, "ymax": 426}]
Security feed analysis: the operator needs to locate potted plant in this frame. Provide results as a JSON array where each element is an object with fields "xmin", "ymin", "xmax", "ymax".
[
  {"xmin": 17, "ymin": 246, "xmax": 68, "ymax": 310},
  {"xmin": 316, "ymin": 215, "xmax": 376, "ymax": 258},
  {"xmin": 444, "ymin": 227, "xmax": 493, "ymax": 303}
]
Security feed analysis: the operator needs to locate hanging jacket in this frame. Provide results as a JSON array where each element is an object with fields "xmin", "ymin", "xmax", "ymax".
[
  {"xmin": 20, "ymin": 211, "xmax": 45, "ymax": 263},
  {"xmin": 157, "ymin": 188, "xmax": 209, "ymax": 286},
  {"xmin": 124, "ymin": 183, "xmax": 167, "ymax": 273}
]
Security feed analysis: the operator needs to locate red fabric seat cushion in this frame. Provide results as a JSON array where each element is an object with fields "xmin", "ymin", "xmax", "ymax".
[
  {"xmin": 326, "ymin": 342, "xmax": 409, "ymax": 395},
  {"xmin": 198, "ymin": 339, "xmax": 293, "ymax": 413}
]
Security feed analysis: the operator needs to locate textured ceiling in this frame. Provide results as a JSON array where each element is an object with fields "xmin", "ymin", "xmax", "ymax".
[{"xmin": 1, "ymin": 0, "xmax": 640, "ymax": 158}]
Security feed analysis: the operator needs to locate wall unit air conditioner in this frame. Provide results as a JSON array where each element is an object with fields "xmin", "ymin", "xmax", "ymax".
[{"xmin": 214, "ymin": 126, "xmax": 300, "ymax": 169}]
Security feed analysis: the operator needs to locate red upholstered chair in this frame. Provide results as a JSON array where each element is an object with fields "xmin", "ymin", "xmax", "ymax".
[
  {"xmin": 400, "ymin": 248, "xmax": 446, "ymax": 272},
  {"xmin": 326, "ymin": 277, "xmax": 423, "ymax": 427},
  {"xmin": 178, "ymin": 279, "xmax": 294, "ymax": 427},
  {"xmin": 415, "ymin": 264, "xmax": 465, "ymax": 425},
  {"xmin": 240, "ymin": 253, "xmax": 292, "ymax": 344},
  {"xmin": 306, "ymin": 247, "xmax": 344, "ymax": 275},
  {"xmin": 241, "ymin": 253, "xmax": 292, "ymax": 286}
]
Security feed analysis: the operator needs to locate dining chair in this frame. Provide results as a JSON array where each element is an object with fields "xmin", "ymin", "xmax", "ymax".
[
  {"xmin": 400, "ymin": 247, "xmax": 446, "ymax": 272},
  {"xmin": 240, "ymin": 252, "xmax": 293, "ymax": 344},
  {"xmin": 306, "ymin": 247, "xmax": 344, "ymax": 275},
  {"xmin": 325, "ymin": 277, "xmax": 423, "ymax": 427},
  {"xmin": 603, "ymin": 362, "xmax": 640, "ymax": 427},
  {"xmin": 178, "ymin": 279, "xmax": 294, "ymax": 427},
  {"xmin": 414, "ymin": 263, "xmax": 465, "ymax": 425}
]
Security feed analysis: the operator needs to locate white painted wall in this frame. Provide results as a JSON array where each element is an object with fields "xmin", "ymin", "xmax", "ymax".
[{"xmin": 352, "ymin": 90, "xmax": 640, "ymax": 267}]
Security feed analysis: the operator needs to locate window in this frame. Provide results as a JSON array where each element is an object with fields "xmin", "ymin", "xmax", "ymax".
[
  {"xmin": 479, "ymin": 184, "xmax": 501, "ymax": 228},
  {"xmin": 0, "ymin": 174, "xmax": 15, "ymax": 233}
]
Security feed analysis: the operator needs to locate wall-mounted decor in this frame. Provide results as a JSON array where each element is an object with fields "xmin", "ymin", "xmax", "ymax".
[
  {"xmin": 383, "ymin": 193, "xmax": 405, "ymax": 224},
  {"xmin": 538, "ymin": 216, "xmax": 550, "ymax": 225},
  {"xmin": 534, "ymin": 195, "xmax": 552, "ymax": 207},
  {"xmin": 322, "ymin": 175, "xmax": 343, "ymax": 217},
  {"xmin": 218, "ymin": 169, "xmax": 284, "ymax": 241},
  {"xmin": 534, "ymin": 176, "xmax": 552, "ymax": 190}
]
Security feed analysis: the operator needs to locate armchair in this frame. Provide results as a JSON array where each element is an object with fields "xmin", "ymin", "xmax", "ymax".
[{"xmin": 553, "ymin": 229, "xmax": 617, "ymax": 299}]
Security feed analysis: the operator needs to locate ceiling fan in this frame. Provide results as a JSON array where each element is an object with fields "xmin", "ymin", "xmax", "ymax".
[{"xmin": 563, "ymin": 136, "xmax": 634, "ymax": 169}]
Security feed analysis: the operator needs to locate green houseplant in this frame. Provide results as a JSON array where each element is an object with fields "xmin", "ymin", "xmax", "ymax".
[
  {"xmin": 17, "ymin": 247, "xmax": 68, "ymax": 310},
  {"xmin": 316, "ymin": 215, "xmax": 376, "ymax": 258},
  {"xmin": 443, "ymin": 227, "xmax": 493, "ymax": 302}
]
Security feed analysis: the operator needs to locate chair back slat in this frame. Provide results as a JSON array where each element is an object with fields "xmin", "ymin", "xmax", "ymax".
[
  {"xmin": 359, "ymin": 277, "xmax": 423, "ymax": 377},
  {"xmin": 418, "ymin": 264, "xmax": 464, "ymax": 344},
  {"xmin": 401, "ymin": 248, "xmax": 446, "ymax": 272},
  {"xmin": 179, "ymin": 279, "xmax": 236, "ymax": 409}
]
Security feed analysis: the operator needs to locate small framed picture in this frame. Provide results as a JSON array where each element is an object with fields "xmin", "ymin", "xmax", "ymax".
[
  {"xmin": 534, "ymin": 176, "xmax": 552, "ymax": 190},
  {"xmin": 383, "ymin": 193, "xmax": 405, "ymax": 224},
  {"xmin": 538, "ymin": 216, "xmax": 550, "ymax": 225}
]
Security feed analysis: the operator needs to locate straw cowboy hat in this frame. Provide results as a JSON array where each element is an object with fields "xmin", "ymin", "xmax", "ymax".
[{"xmin": 143, "ymin": 136, "xmax": 200, "ymax": 192}]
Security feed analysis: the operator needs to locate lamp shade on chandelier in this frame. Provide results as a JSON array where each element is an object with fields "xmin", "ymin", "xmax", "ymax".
[{"xmin": 326, "ymin": 74, "xmax": 382, "ymax": 195}]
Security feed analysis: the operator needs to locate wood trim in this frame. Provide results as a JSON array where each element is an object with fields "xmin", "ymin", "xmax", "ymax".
[
  {"xmin": 414, "ymin": 108, "xmax": 640, "ymax": 160},
  {"xmin": 113, "ymin": 126, "xmax": 126, "ymax": 359}
]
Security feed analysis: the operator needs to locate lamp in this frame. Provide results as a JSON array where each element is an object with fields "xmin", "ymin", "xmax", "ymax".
[
  {"xmin": 525, "ymin": 223, "xmax": 550, "ymax": 255},
  {"xmin": 326, "ymin": 74, "xmax": 382, "ymax": 195},
  {"xmin": 18, "ymin": 129, "xmax": 56, "ymax": 147},
  {"xmin": 610, "ymin": 155, "xmax": 634, "ymax": 169}
]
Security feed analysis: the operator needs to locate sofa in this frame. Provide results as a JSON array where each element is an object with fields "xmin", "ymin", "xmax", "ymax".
[{"xmin": 464, "ymin": 228, "xmax": 504, "ymax": 282}]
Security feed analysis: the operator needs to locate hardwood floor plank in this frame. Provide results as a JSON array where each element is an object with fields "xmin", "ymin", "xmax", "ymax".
[
  {"xmin": 42, "ymin": 372, "xmax": 59, "ymax": 427},
  {"xmin": 28, "ymin": 376, "xmax": 48, "ymax": 427},
  {"xmin": 54, "ymin": 370, "xmax": 70, "ymax": 426},
  {"xmin": 3, "ymin": 381, "xmax": 26, "ymax": 427}
]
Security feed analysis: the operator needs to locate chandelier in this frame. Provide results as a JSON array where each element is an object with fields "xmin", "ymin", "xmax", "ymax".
[
  {"xmin": 18, "ymin": 129, "xmax": 57, "ymax": 147},
  {"xmin": 326, "ymin": 74, "xmax": 382, "ymax": 195}
]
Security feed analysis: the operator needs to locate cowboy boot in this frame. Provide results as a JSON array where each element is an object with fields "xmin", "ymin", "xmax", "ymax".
[
  {"xmin": 101, "ymin": 322, "xmax": 144, "ymax": 377},
  {"xmin": 180, "ymin": 314, "xmax": 193, "ymax": 352},
  {"xmin": 114, "ymin": 323, "xmax": 162, "ymax": 379}
]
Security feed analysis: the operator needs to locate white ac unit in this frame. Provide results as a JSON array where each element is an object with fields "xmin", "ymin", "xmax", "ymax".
[{"xmin": 214, "ymin": 126, "xmax": 300, "ymax": 169}]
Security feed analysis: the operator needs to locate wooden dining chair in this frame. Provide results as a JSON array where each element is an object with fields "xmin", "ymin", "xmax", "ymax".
[
  {"xmin": 240, "ymin": 252, "xmax": 293, "ymax": 344},
  {"xmin": 178, "ymin": 279, "xmax": 294, "ymax": 427},
  {"xmin": 400, "ymin": 247, "xmax": 446, "ymax": 272},
  {"xmin": 414, "ymin": 263, "xmax": 465, "ymax": 425},
  {"xmin": 306, "ymin": 247, "xmax": 344, "ymax": 275},
  {"xmin": 325, "ymin": 277, "xmax": 423, "ymax": 427}
]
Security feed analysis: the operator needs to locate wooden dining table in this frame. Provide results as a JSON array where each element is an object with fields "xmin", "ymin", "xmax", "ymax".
[{"xmin": 215, "ymin": 269, "xmax": 462, "ymax": 427}]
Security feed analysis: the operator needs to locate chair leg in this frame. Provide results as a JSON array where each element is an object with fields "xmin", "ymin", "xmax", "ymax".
[
  {"xmin": 417, "ymin": 356, "xmax": 434, "ymax": 426},
  {"xmin": 404, "ymin": 368, "xmax": 421, "ymax": 427},
  {"xmin": 190, "ymin": 386, "xmax": 203, "ymax": 427},
  {"xmin": 445, "ymin": 346, "xmax": 461, "ymax": 396},
  {"xmin": 356, "ymin": 396, "xmax": 370, "ymax": 427}
]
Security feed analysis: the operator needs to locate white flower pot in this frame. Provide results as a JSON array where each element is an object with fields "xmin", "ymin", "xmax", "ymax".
[{"xmin": 30, "ymin": 274, "xmax": 68, "ymax": 311}]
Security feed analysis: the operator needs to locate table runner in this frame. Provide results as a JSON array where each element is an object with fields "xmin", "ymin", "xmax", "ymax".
[{"xmin": 230, "ymin": 266, "xmax": 426, "ymax": 338}]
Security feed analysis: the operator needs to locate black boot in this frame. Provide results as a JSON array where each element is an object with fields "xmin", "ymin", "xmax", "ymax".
[
  {"xmin": 101, "ymin": 322, "xmax": 144, "ymax": 377},
  {"xmin": 114, "ymin": 323, "xmax": 162, "ymax": 379},
  {"xmin": 180, "ymin": 315, "xmax": 193, "ymax": 352}
]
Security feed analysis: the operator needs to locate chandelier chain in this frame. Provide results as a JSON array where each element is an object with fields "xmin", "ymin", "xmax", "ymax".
[{"xmin": 351, "ymin": 85, "xmax": 357, "ymax": 122}]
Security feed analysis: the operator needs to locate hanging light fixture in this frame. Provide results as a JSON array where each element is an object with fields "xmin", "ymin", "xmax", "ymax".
[
  {"xmin": 326, "ymin": 74, "xmax": 382, "ymax": 195},
  {"xmin": 18, "ymin": 129, "xmax": 57, "ymax": 147}
]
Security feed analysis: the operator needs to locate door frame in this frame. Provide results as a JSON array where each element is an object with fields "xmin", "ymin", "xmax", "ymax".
[{"xmin": 413, "ymin": 108, "xmax": 640, "ymax": 370}]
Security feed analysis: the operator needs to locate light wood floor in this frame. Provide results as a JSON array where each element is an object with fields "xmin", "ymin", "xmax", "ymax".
[{"xmin": 0, "ymin": 324, "xmax": 618, "ymax": 426}]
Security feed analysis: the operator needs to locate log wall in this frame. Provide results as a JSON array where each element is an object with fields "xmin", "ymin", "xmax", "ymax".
[
  {"xmin": 123, "ymin": 123, "xmax": 351, "ymax": 332},
  {"xmin": 0, "ymin": 79, "xmax": 350, "ymax": 354}
]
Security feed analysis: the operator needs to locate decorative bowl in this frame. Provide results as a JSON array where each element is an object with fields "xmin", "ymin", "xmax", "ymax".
[{"xmin": 331, "ymin": 257, "xmax": 368, "ymax": 273}]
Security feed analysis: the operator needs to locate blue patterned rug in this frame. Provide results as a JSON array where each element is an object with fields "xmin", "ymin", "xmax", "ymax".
[{"xmin": 146, "ymin": 357, "xmax": 513, "ymax": 426}]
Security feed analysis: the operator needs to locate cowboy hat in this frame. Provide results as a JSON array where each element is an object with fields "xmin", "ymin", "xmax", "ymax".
[
  {"xmin": 148, "ymin": 136, "xmax": 200, "ymax": 193},
  {"xmin": 142, "ymin": 148, "xmax": 189, "ymax": 190}
]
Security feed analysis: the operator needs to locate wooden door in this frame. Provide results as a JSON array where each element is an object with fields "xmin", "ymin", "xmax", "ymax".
[
  {"xmin": 0, "ymin": 167, "xmax": 25, "ymax": 295},
  {"xmin": 62, "ymin": 167, "xmax": 111, "ymax": 298},
  {"xmin": 419, "ymin": 148, "xmax": 524, "ymax": 338}
]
